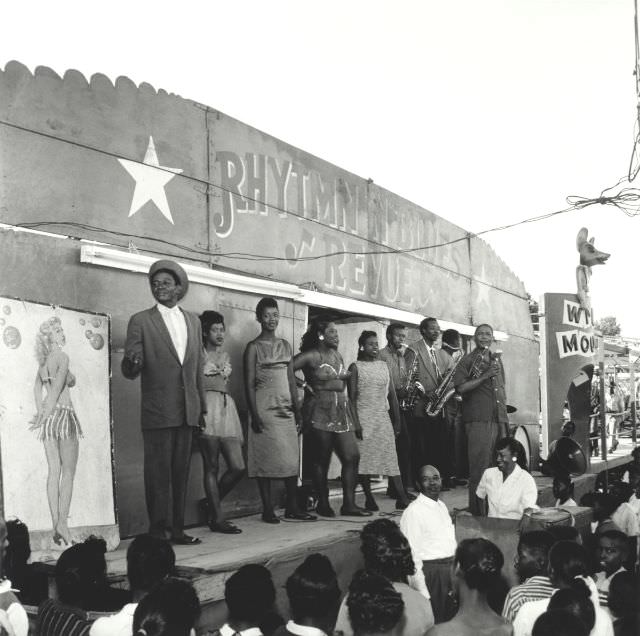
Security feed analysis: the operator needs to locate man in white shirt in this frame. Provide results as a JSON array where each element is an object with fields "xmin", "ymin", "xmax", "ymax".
[
  {"xmin": 122, "ymin": 260, "xmax": 206, "ymax": 544},
  {"xmin": 90, "ymin": 535, "xmax": 175, "ymax": 636},
  {"xmin": 400, "ymin": 465, "xmax": 457, "ymax": 624}
]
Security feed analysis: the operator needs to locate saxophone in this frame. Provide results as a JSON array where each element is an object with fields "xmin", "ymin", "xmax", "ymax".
[
  {"xmin": 399, "ymin": 348, "xmax": 420, "ymax": 412},
  {"xmin": 425, "ymin": 353, "xmax": 465, "ymax": 416}
]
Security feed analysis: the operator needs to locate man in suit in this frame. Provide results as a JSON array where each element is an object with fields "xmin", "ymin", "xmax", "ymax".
[
  {"xmin": 405, "ymin": 317, "xmax": 454, "ymax": 490},
  {"xmin": 122, "ymin": 260, "xmax": 205, "ymax": 545}
]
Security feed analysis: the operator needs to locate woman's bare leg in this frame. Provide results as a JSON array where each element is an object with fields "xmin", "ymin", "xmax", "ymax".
[
  {"xmin": 43, "ymin": 440, "xmax": 61, "ymax": 533},
  {"xmin": 57, "ymin": 437, "xmax": 79, "ymax": 543},
  {"xmin": 197, "ymin": 435, "xmax": 224, "ymax": 524},
  {"xmin": 218, "ymin": 438, "xmax": 246, "ymax": 500}
]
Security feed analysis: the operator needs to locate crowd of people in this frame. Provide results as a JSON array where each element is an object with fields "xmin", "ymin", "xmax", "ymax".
[{"xmin": 0, "ymin": 467, "xmax": 638, "ymax": 636}]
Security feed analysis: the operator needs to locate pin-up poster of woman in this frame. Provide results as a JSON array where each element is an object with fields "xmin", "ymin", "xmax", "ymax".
[{"xmin": 0, "ymin": 297, "xmax": 118, "ymax": 555}]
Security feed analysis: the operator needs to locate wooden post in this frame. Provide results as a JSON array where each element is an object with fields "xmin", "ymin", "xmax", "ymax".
[
  {"xmin": 599, "ymin": 361, "xmax": 608, "ymax": 491},
  {"xmin": 630, "ymin": 351, "xmax": 637, "ymax": 447}
]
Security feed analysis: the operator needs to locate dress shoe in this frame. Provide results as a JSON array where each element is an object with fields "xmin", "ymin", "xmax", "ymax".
[
  {"xmin": 395, "ymin": 499, "xmax": 409, "ymax": 510},
  {"xmin": 454, "ymin": 478, "xmax": 468, "ymax": 486},
  {"xmin": 261, "ymin": 513, "xmax": 280, "ymax": 524},
  {"xmin": 405, "ymin": 492, "xmax": 417, "ymax": 501},
  {"xmin": 209, "ymin": 520, "xmax": 242, "ymax": 534},
  {"xmin": 285, "ymin": 510, "xmax": 317, "ymax": 521}
]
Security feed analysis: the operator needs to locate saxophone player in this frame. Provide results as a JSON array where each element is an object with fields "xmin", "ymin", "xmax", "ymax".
[
  {"xmin": 453, "ymin": 323, "xmax": 509, "ymax": 516},
  {"xmin": 379, "ymin": 323, "xmax": 414, "ymax": 502},
  {"xmin": 405, "ymin": 318, "xmax": 455, "ymax": 490}
]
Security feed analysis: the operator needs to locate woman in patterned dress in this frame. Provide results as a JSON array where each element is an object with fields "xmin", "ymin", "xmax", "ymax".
[
  {"xmin": 197, "ymin": 311, "xmax": 246, "ymax": 534},
  {"xmin": 293, "ymin": 318, "xmax": 370, "ymax": 518},
  {"xmin": 31, "ymin": 317, "xmax": 82, "ymax": 546},
  {"xmin": 243, "ymin": 297, "xmax": 316, "ymax": 524},
  {"xmin": 348, "ymin": 331, "xmax": 408, "ymax": 512}
]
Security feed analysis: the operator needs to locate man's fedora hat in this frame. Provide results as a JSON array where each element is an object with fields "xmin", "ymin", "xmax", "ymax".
[{"xmin": 148, "ymin": 259, "xmax": 189, "ymax": 300}]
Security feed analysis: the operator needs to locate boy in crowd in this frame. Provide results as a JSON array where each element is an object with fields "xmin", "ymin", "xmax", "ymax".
[
  {"xmin": 552, "ymin": 474, "xmax": 577, "ymax": 507},
  {"xmin": 502, "ymin": 530, "xmax": 555, "ymax": 622},
  {"xmin": 90, "ymin": 535, "xmax": 176, "ymax": 636},
  {"xmin": 594, "ymin": 529, "xmax": 628, "ymax": 608}
]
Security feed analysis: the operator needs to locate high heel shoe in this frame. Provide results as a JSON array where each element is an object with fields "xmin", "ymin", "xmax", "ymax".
[{"xmin": 52, "ymin": 531, "xmax": 67, "ymax": 546}]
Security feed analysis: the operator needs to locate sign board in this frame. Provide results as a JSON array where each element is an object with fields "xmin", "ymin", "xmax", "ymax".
[{"xmin": 539, "ymin": 293, "xmax": 603, "ymax": 461}]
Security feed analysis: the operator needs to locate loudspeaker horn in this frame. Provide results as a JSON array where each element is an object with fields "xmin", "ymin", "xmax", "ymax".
[{"xmin": 543, "ymin": 437, "xmax": 587, "ymax": 477}]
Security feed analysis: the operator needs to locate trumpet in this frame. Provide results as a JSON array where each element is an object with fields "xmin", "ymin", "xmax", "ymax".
[{"xmin": 425, "ymin": 354, "xmax": 464, "ymax": 416}]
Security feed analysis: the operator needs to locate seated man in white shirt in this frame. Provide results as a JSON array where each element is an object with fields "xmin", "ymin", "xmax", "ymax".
[
  {"xmin": 273, "ymin": 553, "xmax": 340, "ymax": 636},
  {"xmin": 216, "ymin": 565, "xmax": 277, "ymax": 636},
  {"xmin": 90, "ymin": 534, "xmax": 176, "ymax": 636},
  {"xmin": 400, "ymin": 465, "xmax": 457, "ymax": 624},
  {"xmin": 476, "ymin": 437, "xmax": 538, "ymax": 519}
]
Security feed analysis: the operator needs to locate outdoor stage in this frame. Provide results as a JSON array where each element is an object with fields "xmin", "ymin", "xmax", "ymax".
[{"xmin": 98, "ymin": 459, "xmax": 616, "ymax": 632}]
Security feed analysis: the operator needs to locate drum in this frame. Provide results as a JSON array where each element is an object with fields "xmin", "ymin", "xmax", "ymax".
[
  {"xmin": 520, "ymin": 507, "xmax": 573, "ymax": 533},
  {"xmin": 514, "ymin": 424, "xmax": 540, "ymax": 472}
]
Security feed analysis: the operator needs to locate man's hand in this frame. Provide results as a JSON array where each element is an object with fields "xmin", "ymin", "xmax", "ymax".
[
  {"xmin": 124, "ymin": 351, "xmax": 143, "ymax": 368},
  {"xmin": 484, "ymin": 363, "xmax": 499, "ymax": 379},
  {"xmin": 414, "ymin": 381, "xmax": 425, "ymax": 395},
  {"xmin": 355, "ymin": 428, "xmax": 363, "ymax": 440}
]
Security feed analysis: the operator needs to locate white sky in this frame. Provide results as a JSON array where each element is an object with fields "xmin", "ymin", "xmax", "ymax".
[{"xmin": 2, "ymin": 0, "xmax": 639, "ymax": 333}]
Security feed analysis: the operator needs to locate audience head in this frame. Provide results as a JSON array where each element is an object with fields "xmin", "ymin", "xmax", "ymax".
[
  {"xmin": 285, "ymin": 553, "xmax": 340, "ymax": 625},
  {"xmin": 532, "ymin": 610, "xmax": 589, "ymax": 636},
  {"xmin": 127, "ymin": 535, "xmax": 176, "ymax": 594},
  {"xmin": 631, "ymin": 445, "xmax": 640, "ymax": 467},
  {"xmin": 546, "ymin": 525, "xmax": 581, "ymax": 544},
  {"xmin": 346, "ymin": 570, "xmax": 404, "ymax": 636},
  {"xmin": 417, "ymin": 465, "xmax": 442, "ymax": 500},
  {"xmin": 609, "ymin": 481, "xmax": 633, "ymax": 507},
  {"xmin": 0, "ymin": 517, "xmax": 6, "ymax": 576},
  {"xmin": 385, "ymin": 324, "xmax": 407, "ymax": 349},
  {"xmin": 4, "ymin": 519, "xmax": 30, "ymax": 578},
  {"xmin": 607, "ymin": 570, "xmax": 637, "ymax": 620},
  {"xmin": 454, "ymin": 538, "xmax": 504, "ymax": 593},
  {"xmin": 199, "ymin": 310, "xmax": 225, "ymax": 346},
  {"xmin": 133, "ymin": 577, "xmax": 200, "ymax": 636},
  {"xmin": 360, "ymin": 519, "xmax": 415, "ymax": 582},
  {"xmin": 547, "ymin": 541, "xmax": 590, "ymax": 587},
  {"xmin": 591, "ymin": 492, "xmax": 618, "ymax": 522},
  {"xmin": 516, "ymin": 530, "xmax": 554, "ymax": 581},
  {"xmin": 225, "ymin": 564, "xmax": 276, "ymax": 625},
  {"xmin": 357, "ymin": 331, "xmax": 378, "ymax": 360},
  {"xmin": 597, "ymin": 529, "xmax": 628, "ymax": 576},
  {"xmin": 495, "ymin": 436, "xmax": 528, "ymax": 472},
  {"xmin": 552, "ymin": 474, "xmax": 574, "ymax": 503},
  {"xmin": 300, "ymin": 315, "xmax": 338, "ymax": 352},
  {"xmin": 561, "ymin": 420, "xmax": 576, "ymax": 437},
  {"xmin": 547, "ymin": 578, "xmax": 595, "ymax": 633},
  {"xmin": 55, "ymin": 536, "xmax": 107, "ymax": 606}
]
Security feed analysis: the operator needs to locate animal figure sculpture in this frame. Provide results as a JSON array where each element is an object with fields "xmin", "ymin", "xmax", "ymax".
[{"xmin": 576, "ymin": 227, "xmax": 609, "ymax": 311}]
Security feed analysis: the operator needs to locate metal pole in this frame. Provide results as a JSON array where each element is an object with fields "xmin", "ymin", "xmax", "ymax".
[
  {"xmin": 599, "ymin": 361, "xmax": 608, "ymax": 491},
  {"xmin": 630, "ymin": 351, "xmax": 637, "ymax": 447}
]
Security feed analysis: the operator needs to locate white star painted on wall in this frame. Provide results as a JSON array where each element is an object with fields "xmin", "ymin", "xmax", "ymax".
[{"xmin": 118, "ymin": 136, "xmax": 183, "ymax": 224}]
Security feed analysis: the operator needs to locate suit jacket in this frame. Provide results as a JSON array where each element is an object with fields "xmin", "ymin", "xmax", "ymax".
[
  {"xmin": 121, "ymin": 306, "xmax": 205, "ymax": 430},
  {"xmin": 405, "ymin": 339, "xmax": 453, "ymax": 417}
]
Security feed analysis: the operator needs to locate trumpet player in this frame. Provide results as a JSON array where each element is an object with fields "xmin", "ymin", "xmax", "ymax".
[
  {"xmin": 405, "ymin": 317, "xmax": 455, "ymax": 490},
  {"xmin": 453, "ymin": 323, "xmax": 509, "ymax": 516}
]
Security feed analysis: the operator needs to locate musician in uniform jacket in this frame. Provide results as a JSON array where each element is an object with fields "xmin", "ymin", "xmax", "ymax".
[
  {"xmin": 453, "ymin": 323, "xmax": 508, "ymax": 515},
  {"xmin": 405, "ymin": 317, "xmax": 454, "ymax": 489}
]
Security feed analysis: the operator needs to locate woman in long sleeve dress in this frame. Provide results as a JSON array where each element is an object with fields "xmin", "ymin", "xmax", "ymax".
[
  {"xmin": 348, "ymin": 331, "xmax": 409, "ymax": 512},
  {"xmin": 243, "ymin": 297, "xmax": 316, "ymax": 524}
]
